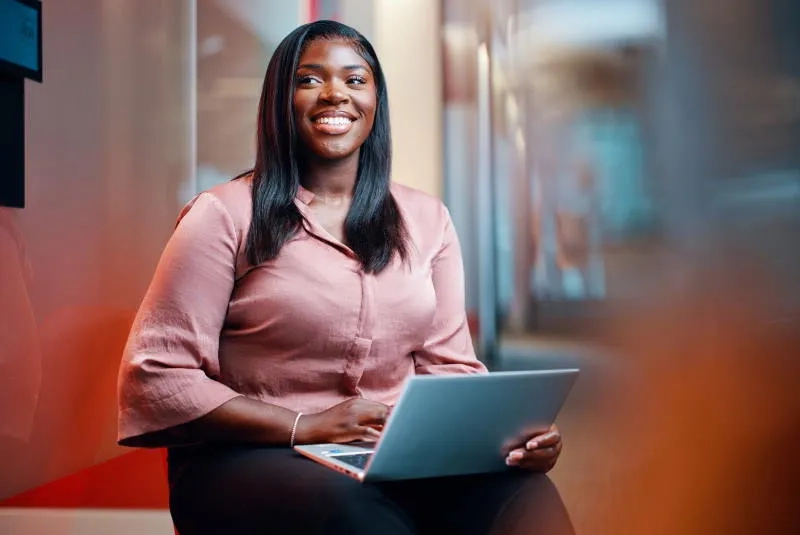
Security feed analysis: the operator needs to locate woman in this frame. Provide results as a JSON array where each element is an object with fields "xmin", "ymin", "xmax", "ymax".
[{"xmin": 118, "ymin": 20, "xmax": 573, "ymax": 535}]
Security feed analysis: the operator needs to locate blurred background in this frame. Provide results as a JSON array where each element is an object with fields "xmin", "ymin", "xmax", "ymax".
[{"xmin": 1, "ymin": 0, "xmax": 798, "ymax": 533}]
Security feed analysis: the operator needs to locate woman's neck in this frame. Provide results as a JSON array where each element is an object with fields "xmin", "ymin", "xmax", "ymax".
[{"xmin": 300, "ymin": 152, "xmax": 359, "ymax": 203}]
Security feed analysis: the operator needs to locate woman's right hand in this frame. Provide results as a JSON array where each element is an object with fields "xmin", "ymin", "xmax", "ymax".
[{"xmin": 295, "ymin": 398, "xmax": 390, "ymax": 445}]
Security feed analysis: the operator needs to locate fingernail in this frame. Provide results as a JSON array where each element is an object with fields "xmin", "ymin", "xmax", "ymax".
[
  {"xmin": 509, "ymin": 451, "xmax": 524, "ymax": 461},
  {"xmin": 526, "ymin": 441, "xmax": 538, "ymax": 450}
]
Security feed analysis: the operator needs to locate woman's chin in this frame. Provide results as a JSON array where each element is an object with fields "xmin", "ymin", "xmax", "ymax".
[{"xmin": 308, "ymin": 144, "xmax": 361, "ymax": 162}]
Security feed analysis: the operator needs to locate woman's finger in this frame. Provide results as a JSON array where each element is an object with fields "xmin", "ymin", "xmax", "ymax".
[
  {"xmin": 525, "ymin": 428, "xmax": 561, "ymax": 450},
  {"xmin": 513, "ymin": 452, "xmax": 559, "ymax": 471},
  {"xmin": 527, "ymin": 445, "xmax": 559, "ymax": 458},
  {"xmin": 506, "ymin": 448, "xmax": 525, "ymax": 465},
  {"xmin": 360, "ymin": 426, "xmax": 382, "ymax": 441},
  {"xmin": 507, "ymin": 443, "xmax": 561, "ymax": 466},
  {"xmin": 358, "ymin": 404, "xmax": 390, "ymax": 426}
]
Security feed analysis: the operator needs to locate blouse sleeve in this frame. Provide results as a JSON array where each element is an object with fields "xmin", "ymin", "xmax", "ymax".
[
  {"xmin": 117, "ymin": 193, "xmax": 243, "ymax": 446},
  {"xmin": 413, "ymin": 207, "xmax": 488, "ymax": 375}
]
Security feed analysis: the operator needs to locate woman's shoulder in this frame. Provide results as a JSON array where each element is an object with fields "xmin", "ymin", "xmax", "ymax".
[
  {"xmin": 201, "ymin": 174, "xmax": 253, "ymax": 213},
  {"xmin": 180, "ymin": 174, "xmax": 253, "ymax": 229},
  {"xmin": 390, "ymin": 182, "xmax": 450, "ymax": 226}
]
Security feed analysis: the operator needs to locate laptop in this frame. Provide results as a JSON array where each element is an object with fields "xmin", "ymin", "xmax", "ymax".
[{"xmin": 294, "ymin": 368, "xmax": 579, "ymax": 482}]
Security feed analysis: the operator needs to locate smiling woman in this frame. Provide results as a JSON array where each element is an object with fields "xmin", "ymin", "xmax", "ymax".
[
  {"xmin": 294, "ymin": 42, "xmax": 375, "ymax": 142},
  {"xmin": 116, "ymin": 19, "xmax": 573, "ymax": 535},
  {"xmin": 239, "ymin": 21, "xmax": 407, "ymax": 273}
]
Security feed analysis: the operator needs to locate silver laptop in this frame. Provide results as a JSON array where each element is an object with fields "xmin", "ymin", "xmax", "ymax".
[{"xmin": 294, "ymin": 369, "xmax": 579, "ymax": 482}]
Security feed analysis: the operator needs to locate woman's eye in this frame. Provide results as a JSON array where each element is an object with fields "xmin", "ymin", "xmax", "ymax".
[
  {"xmin": 297, "ymin": 76, "xmax": 320, "ymax": 85},
  {"xmin": 347, "ymin": 76, "xmax": 367, "ymax": 85}
]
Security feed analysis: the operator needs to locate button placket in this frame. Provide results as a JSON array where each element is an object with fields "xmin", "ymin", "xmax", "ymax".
[
  {"xmin": 341, "ymin": 272, "xmax": 376, "ymax": 395},
  {"xmin": 293, "ymin": 197, "xmax": 376, "ymax": 396}
]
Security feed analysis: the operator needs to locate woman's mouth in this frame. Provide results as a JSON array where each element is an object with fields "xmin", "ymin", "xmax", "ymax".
[{"xmin": 311, "ymin": 116, "xmax": 355, "ymax": 135}]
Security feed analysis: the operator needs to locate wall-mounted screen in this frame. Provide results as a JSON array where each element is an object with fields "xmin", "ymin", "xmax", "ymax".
[{"xmin": 0, "ymin": 0, "xmax": 42, "ymax": 82}]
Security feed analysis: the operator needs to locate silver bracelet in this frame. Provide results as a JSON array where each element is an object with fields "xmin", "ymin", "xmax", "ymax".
[{"xmin": 289, "ymin": 412, "xmax": 303, "ymax": 447}]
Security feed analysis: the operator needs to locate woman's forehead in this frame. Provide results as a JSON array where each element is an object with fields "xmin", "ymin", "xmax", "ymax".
[{"xmin": 298, "ymin": 38, "xmax": 370, "ymax": 70}]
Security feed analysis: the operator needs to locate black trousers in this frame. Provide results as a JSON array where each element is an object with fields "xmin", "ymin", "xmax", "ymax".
[{"xmin": 167, "ymin": 444, "xmax": 574, "ymax": 535}]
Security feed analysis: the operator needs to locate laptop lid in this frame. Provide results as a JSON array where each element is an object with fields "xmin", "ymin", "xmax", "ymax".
[{"xmin": 362, "ymin": 368, "xmax": 579, "ymax": 481}]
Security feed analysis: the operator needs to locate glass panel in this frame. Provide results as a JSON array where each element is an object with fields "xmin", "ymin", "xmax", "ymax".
[
  {"xmin": 506, "ymin": 1, "xmax": 665, "ymax": 341},
  {"xmin": 443, "ymin": 0, "xmax": 800, "ymax": 361},
  {"xmin": 195, "ymin": 0, "xmax": 302, "ymax": 191},
  {"xmin": 0, "ymin": 0, "xmax": 193, "ymax": 499}
]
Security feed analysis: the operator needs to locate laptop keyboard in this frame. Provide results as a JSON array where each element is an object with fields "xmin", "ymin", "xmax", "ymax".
[{"xmin": 332, "ymin": 452, "xmax": 373, "ymax": 470}]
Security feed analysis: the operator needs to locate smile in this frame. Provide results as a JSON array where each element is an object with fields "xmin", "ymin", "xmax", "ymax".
[{"xmin": 312, "ymin": 116, "xmax": 355, "ymax": 135}]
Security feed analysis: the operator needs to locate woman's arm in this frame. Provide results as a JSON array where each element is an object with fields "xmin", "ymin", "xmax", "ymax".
[
  {"xmin": 121, "ymin": 396, "xmax": 299, "ymax": 448},
  {"xmin": 118, "ymin": 192, "xmax": 291, "ymax": 448},
  {"xmin": 412, "ymin": 205, "xmax": 487, "ymax": 375},
  {"xmin": 119, "ymin": 191, "xmax": 394, "ymax": 448}
]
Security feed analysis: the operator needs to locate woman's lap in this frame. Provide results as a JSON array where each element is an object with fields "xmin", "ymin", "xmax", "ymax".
[
  {"xmin": 379, "ymin": 467, "xmax": 572, "ymax": 535},
  {"xmin": 168, "ymin": 445, "xmax": 573, "ymax": 535}
]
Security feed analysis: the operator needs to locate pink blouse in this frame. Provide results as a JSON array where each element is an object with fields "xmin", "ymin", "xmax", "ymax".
[{"xmin": 117, "ymin": 176, "xmax": 486, "ymax": 444}]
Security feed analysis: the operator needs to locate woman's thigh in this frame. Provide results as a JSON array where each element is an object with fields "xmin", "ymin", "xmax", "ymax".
[
  {"xmin": 488, "ymin": 472, "xmax": 575, "ymax": 535},
  {"xmin": 169, "ymin": 445, "xmax": 415, "ymax": 535},
  {"xmin": 379, "ymin": 470, "xmax": 574, "ymax": 535}
]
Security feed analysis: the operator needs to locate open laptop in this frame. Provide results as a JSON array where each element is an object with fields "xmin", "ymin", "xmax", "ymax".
[{"xmin": 294, "ymin": 368, "xmax": 579, "ymax": 482}]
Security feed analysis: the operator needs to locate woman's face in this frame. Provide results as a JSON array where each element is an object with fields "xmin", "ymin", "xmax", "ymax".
[{"xmin": 293, "ymin": 38, "xmax": 377, "ymax": 161}]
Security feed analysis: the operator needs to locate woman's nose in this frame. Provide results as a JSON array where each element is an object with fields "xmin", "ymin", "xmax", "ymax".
[{"xmin": 320, "ymin": 81, "xmax": 348, "ymax": 104}]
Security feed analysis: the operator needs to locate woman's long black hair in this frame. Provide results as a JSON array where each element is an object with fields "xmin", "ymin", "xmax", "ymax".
[{"xmin": 241, "ymin": 20, "xmax": 408, "ymax": 273}]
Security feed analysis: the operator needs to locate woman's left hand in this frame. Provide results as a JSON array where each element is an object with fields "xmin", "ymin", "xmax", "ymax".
[{"xmin": 505, "ymin": 424, "xmax": 562, "ymax": 472}]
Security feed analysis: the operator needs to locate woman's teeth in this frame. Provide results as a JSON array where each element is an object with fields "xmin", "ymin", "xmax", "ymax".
[{"xmin": 316, "ymin": 117, "xmax": 352, "ymax": 125}]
